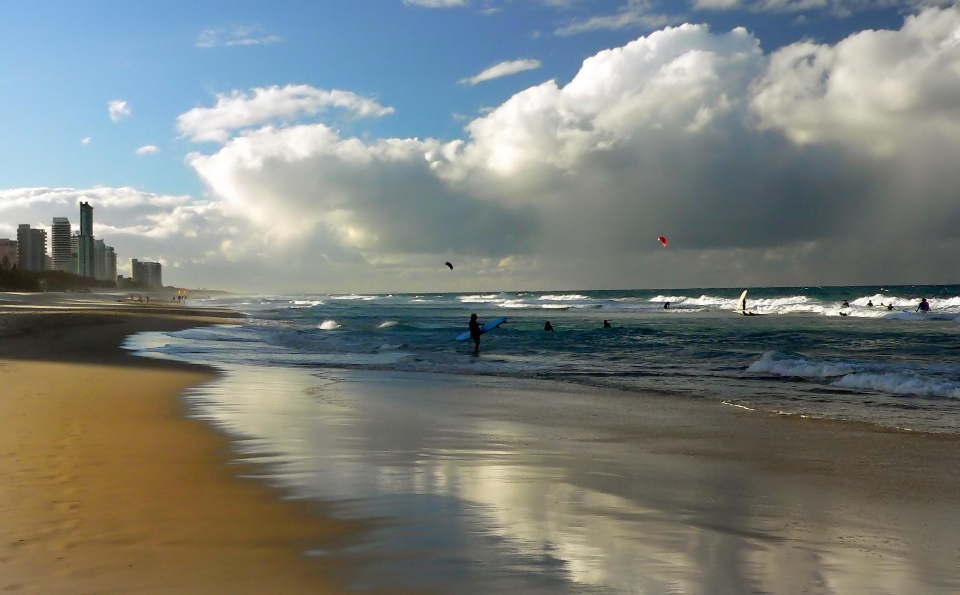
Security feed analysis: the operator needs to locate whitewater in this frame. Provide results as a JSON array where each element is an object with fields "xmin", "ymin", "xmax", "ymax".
[{"xmin": 131, "ymin": 284, "xmax": 960, "ymax": 433}]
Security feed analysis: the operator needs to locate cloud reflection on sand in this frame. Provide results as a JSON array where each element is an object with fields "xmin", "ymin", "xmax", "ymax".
[{"xmin": 159, "ymin": 361, "xmax": 960, "ymax": 594}]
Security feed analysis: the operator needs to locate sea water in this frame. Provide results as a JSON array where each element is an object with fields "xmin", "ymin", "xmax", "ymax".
[
  {"xmin": 125, "ymin": 285, "xmax": 960, "ymax": 594},
  {"xmin": 134, "ymin": 285, "xmax": 960, "ymax": 433}
]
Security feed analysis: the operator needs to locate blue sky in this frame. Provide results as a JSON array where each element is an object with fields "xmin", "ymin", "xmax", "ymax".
[{"xmin": 1, "ymin": 1, "xmax": 958, "ymax": 292}]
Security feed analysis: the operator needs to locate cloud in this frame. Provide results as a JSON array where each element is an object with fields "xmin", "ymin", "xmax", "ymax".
[
  {"xmin": 556, "ymin": 0, "xmax": 673, "ymax": 35},
  {"xmin": 460, "ymin": 59, "xmax": 543, "ymax": 85},
  {"xmin": 177, "ymin": 84, "xmax": 394, "ymax": 143},
  {"xmin": 135, "ymin": 145, "xmax": 160, "ymax": 155},
  {"xmin": 692, "ymin": 0, "xmax": 741, "ymax": 9},
  {"xmin": 13, "ymin": 5, "xmax": 951, "ymax": 292},
  {"xmin": 751, "ymin": 6, "xmax": 960, "ymax": 154},
  {"xmin": 108, "ymin": 100, "xmax": 131, "ymax": 122},
  {"xmin": 196, "ymin": 26, "xmax": 281, "ymax": 48},
  {"xmin": 402, "ymin": 0, "xmax": 467, "ymax": 7},
  {"xmin": 695, "ymin": 0, "xmax": 956, "ymax": 15},
  {"xmin": 81, "ymin": 137, "xmax": 91, "ymax": 145}
]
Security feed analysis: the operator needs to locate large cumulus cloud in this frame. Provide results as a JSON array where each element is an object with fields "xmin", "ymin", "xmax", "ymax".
[{"xmin": 167, "ymin": 5, "xmax": 960, "ymax": 291}]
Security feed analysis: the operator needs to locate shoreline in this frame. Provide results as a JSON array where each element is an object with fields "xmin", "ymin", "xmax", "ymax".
[
  {"xmin": 174, "ymin": 363, "xmax": 960, "ymax": 593},
  {"xmin": 0, "ymin": 298, "xmax": 370, "ymax": 593}
]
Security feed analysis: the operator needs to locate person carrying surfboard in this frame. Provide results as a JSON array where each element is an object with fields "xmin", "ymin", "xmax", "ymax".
[{"xmin": 469, "ymin": 313, "xmax": 482, "ymax": 353}]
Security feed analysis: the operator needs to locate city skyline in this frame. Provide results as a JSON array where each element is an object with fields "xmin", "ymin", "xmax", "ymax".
[
  {"xmin": 2, "ymin": 2, "xmax": 960, "ymax": 293},
  {"xmin": 3, "ymin": 201, "xmax": 162, "ymax": 289}
]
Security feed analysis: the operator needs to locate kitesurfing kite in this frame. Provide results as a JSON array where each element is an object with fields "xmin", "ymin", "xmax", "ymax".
[
  {"xmin": 658, "ymin": 236, "xmax": 668, "ymax": 248},
  {"xmin": 445, "ymin": 261, "xmax": 454, "ymax": 270}
]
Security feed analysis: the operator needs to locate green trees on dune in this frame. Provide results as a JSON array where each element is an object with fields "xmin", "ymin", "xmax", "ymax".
[{"xmin": 0, "ymin": 267, "xmax": 119, "ymax": 292}]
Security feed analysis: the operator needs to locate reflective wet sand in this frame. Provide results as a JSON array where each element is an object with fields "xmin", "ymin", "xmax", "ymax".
[{"xmin": 181, "ymin": 363, "xmax": 960, "ymax": 594}]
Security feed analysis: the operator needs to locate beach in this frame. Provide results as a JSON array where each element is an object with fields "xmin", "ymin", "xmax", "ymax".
[
  {"xmin": 3, "ymin": 292, "xmax": 960, "ymax": 593},
  {"xmin": 0, "ymin": 296, "xmax": 366, "ymax": 594}
]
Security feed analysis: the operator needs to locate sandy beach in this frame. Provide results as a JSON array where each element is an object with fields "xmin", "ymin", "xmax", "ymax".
[{"xmin": 0, "ymin": 296, "xmax": 367, "ymax": 594}]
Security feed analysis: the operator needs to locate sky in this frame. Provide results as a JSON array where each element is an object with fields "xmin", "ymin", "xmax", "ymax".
[{"xmin": 1, "ymin": 0, "xmax": 960, "ymax": 293}]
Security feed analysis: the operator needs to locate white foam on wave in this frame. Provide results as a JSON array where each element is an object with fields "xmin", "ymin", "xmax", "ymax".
[
  {"xmin": 330, "ymin": 294, "xmax": 378, "ymax": 301},
  {"xmin": 318, "ymin": 320, "xmax": 341, "ymax": 330},
  {"xmin": 746, "ymin": 351, "xmax": 856, "ymax": 378},
  {"xmin": 377, "ymin": 320, "xmax": 399, "ymax": 328},
  {"xmin": 831, "ymin": 373, "xmax": 960, "ymax": 399},
  {"xmin": 747, "ymin": 351, "xmax": 960, "ymax": 400},
  {"xmin": 291, "ymin": 300, "xmax": 324, "ymax": 307},
  {"xmin": 538, "ymin": 294, "xmax": 591, "ymax": 301}
]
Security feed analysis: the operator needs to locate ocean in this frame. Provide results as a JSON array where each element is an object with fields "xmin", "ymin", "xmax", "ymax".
[
  {"xmin": 123, "ymin": 284, "xmax": 960, "ymax": 594},
  {"xmin": 132, "ymin": 285, "xmax": 960, "ymax": 433}
]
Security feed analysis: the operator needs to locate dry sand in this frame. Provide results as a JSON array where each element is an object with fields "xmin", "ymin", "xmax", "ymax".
[{"xmin": 0, "ymin": 297, "xmax": 369, "ymax": 594}]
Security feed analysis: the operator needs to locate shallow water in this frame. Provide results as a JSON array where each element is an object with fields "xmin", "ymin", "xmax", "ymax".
[
  {"xmin": 148, "ymin": 364, "xmax": 960, "ymax": 595},
  {"xmin": 146, "ymin": 285, "xmax": 960, "ymax": 432}
]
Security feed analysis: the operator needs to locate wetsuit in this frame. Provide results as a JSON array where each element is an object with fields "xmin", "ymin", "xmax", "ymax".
[{"xmin": 469, "ymin": 318, "xmax": 482, "ymax": 351}]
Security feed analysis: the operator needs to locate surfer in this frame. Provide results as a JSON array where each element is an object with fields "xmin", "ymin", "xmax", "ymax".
[
  {"xmin": 842, "ymin": 300, "xmax": 849, "ymax": 308},
  {"xmin": 544, "ymin": 321, "xmax": 554, "ymax": 332},
  {"xmin": 867, "ymin": 300, "xmax": 874, "ymax": 307},
  {"xmin": 887, "ymin": 303, "xmax": 894, "ymax": 311},
  {"xmin": 916, "ymin": 298, "xmax": 930, "ymax": 314},
  {"xmin": 603, "ymin": 320, "xmax": 611, "ymax": 328},
  {"xmin": 469, "ymin": 313, "xmax": 482, "ymax": 353},
  {"xmin": 664, "ymin": 301, "xmax": 670, "ymax": 309}
]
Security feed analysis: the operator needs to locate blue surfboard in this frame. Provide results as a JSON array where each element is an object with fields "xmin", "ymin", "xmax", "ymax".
[{"xmin": 456, "ymin": 317, "xmax": 506, "ymax": 341}]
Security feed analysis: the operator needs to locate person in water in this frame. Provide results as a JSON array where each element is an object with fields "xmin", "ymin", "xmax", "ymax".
[
  {"xmin": 544, "ymin": 321, "xmax": 554, "ymax": 332},
  {"xmin": 469, "ymin": 313, "xmax": 482, "ymax": 353},
  {"xmin": 867, "ymin": 300, "xmax": 874, "ymax": 307},
  {"xmin": 886, "ymin": 303, "xmax": 894, "ymax": 311},
  {"xmin": 664, "ymin": 301, "xmax": 670, "ymax": 309},
  {"xmin": 917, "ymin": 298, "xmax": 930, "ymax": 313},
  {"xmin": 842, "ymin": 300, "xmax": 850, "ymax": 308},
  {"xmin": 603, "ymin": 320, "xmax": 611, "ymax": 328}
]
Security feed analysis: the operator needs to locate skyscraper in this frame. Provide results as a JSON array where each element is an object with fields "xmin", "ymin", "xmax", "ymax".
[
  {"xmin": 51, "ymin": 217, "xmax": 73, "ymax": 272},
  {"xmin": 132, "ymin": 259, "xmax": 162, "ymax": 289},
  {"xmin": 16, "ymin": 225, "xmax": 47, "ymax": 272},
  {"xmin": 78, "ymin": 202, "xmax": 94, "ymax": 278}
]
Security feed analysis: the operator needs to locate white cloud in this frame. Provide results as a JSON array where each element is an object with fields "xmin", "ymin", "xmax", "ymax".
[
  {"xmin": 108, "ymin": 100, "xmax": 131, "ymax": 122},
  {"xmin": 692, "ymin": 0, "xmax": 742, "ymax": 9},
  {"xmin": 696, "ymin": 0, "xmax": 956, "ymax": 15},
  {"xmin": 460, "ymin": 59, "xmax": 543, "ymax": 85},
  {"xmin": 556, "ymin": 0, "xmax": 673, "ymax": 35},
  {"xmin": 402, "ymin": 0, "xmax": 467, "ymax": 7},
  {"xmin": 177, "ymin": 84, "xmax": 394, "ymax": 143},
  {"xmin": 81, "ymin": 137, "xmax": 91, "ymax": 145},
  {"xmin": 750, "ymin": 6, "xmax": 960, "ymax": 154},
  {"xmin": 20, "ymin": 6, "xmax": 956, "ymax": 292},
  {"xmin": 196, "ymin": 26, "xmax": 281, "ymax": 48},
  {"xmin": 135, "ymin": 145, "xmax": 160, "ymax": 155}
]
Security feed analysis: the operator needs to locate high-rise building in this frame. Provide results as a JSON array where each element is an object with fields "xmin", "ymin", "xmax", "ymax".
[
  {"xmin": 78, "ymin": 202, "xmax": 95, "ymax": 278},
  {"xmin": 0, "ymin": 239, "xmax": 17, "ymax": 270},
  {"xmin": 131, "ymin": 259, "xmax": 162, "ymax": 289},
  {"xmin": 16, "ymin": 225, "xmax": 47, "ymax": 272},
  {"xmin": 105, "ymin": 245, "xmax": 117, "ymax": 283},
  {"xmin": 51, "ymin": 217, "xmax": 73, "ymax": 272},
  {"xmin": 70, "ymin": 232, "xmax": 79, "ymax": 275}
]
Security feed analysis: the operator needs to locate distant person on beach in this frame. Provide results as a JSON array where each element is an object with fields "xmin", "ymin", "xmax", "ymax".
[
  {"xmin": 917, "ymin": 298, "xmax": 930, "ymax": 313},
  {"xmin": 603, "ymin": 320, "xmax": 611, "ymax": 328},
  {"xmin": 544, "ymin": 321, "xmax": 554, "ymax": 332},
  {"xmin": 469, "ymin": 314, "xmax": 482, "ymax": 353}
]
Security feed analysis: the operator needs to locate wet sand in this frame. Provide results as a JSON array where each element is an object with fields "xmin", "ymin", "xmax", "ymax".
[
  {"xmin": 0, "ymin": 297, "xmax": 368, "ymax": 594},
  {"xmin": 178, "ymin": 365, "xmax": 960, "ymax": 594}
]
